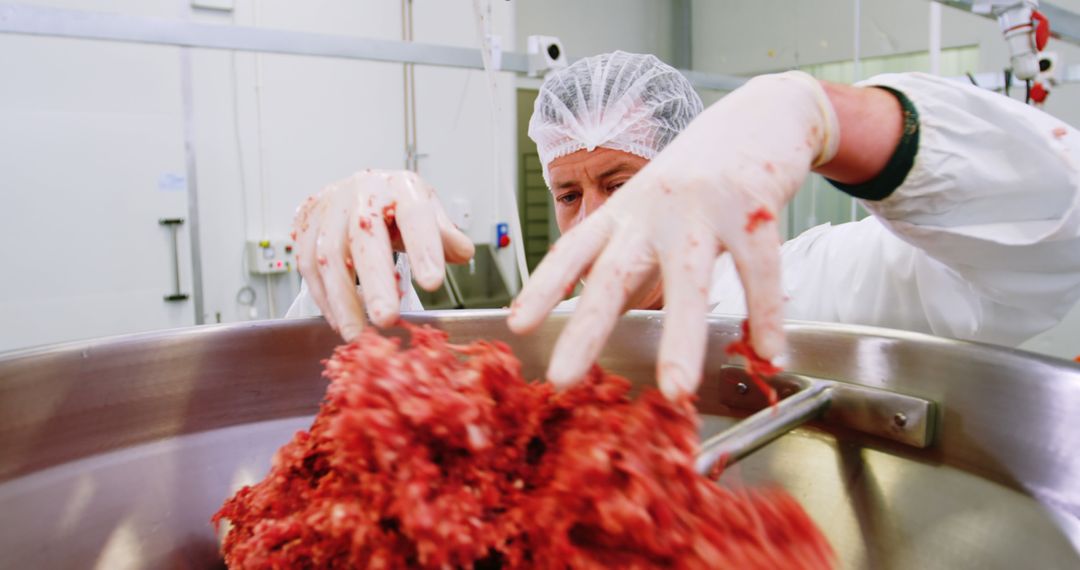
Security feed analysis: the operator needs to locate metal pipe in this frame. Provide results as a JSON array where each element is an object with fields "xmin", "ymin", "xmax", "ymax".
[
  {"xmin": 179, "ymin": 50, "xmax": 204, "ymax": 321},
  {"xmin": 407, "ymin": 2, "xmax": 417, "ymax": 168},
  {"xmin": 853, "ymin": 0, "xmax": 863, "ymax": 82},
  {"xmin": 673, "ymin": 0, "xmax": 692, "ymax": 70},
  {"xmin": 929, "ymin": 1, "xmax": 943, "ymax": 75},
  {"xmin": 401, "ymin": 0, "xmax": 419, "ymax": 172},
  {"xmin": 695, "ymin": 381, "xmax": 833, "ymax": 475},
  {"xmin": 850, "ymin": 0, "xmax": 862, "ymax": 223}
]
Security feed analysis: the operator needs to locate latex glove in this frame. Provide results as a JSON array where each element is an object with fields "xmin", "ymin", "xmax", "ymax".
[
  {"xmin": 508, "ymin": 71, "xmax": 839, "ymax": 399},
  {"xmin": 293, "ymin": 170, "xmax": 474, "ymax": 340}
]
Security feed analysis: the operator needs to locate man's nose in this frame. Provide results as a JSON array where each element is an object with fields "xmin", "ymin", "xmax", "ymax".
[{"xmin": 582, "ymin": 190, "xmax": 609, "ymax": 217}]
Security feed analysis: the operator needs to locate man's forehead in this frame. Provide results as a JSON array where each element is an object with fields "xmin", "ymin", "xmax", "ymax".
[{"xmin": 548, "ymin": 148, "xmax": 648, "ymax": 187}]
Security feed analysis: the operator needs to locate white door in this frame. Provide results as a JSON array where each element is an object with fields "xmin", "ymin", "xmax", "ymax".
[{"xmin": 0, "ymin": 34, "xmax": 195, "ymax": 352}]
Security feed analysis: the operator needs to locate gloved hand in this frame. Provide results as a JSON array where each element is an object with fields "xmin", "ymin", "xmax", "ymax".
[
  {"xmin": 507, "ymin": 71, "xmax": 839, "ymax": 399},
  {"xmin": 293, "ymin": 170, "xmax": 474, "ymax": 340}
]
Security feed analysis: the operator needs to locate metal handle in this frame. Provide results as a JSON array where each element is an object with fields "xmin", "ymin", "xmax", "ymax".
[
  {"xmin": 159, "ymin": 218, "xmax": 189, "ymax": 302},
  {"xmin": 696, "ymin": 382, "xmax": 834, "ymax": 476},
  {"xmin": 695, "ymin": 367, "xmax": 937, "ymax": 476}
]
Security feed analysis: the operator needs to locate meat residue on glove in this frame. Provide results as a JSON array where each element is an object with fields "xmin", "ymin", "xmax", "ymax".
[
  {"xmin": 724, "ymin": 320, "xmax": 783, "ymax": 407},
  {"xmin": 744, "ymin": 206, "xmax": 775, "ymax": 233},
  {"xmin": 214, "ymin": 324, "xmax": 832, "ymax": 569}
]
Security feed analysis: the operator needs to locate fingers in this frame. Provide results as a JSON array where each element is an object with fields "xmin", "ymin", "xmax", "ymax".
[
  {"xmin": 395, "ymin": 190, "xmax": 446, "ymax": 291},
  {"xmin": 294, "ymin": 194, "xmax": 337, "ymax": 331},
  {"xmin": 728, "ymin": 213, "xmax": 785, "ymax": 360},
  {"xmin": 435, "ymin": 208, "xmax": 475, "ymax": 264},
  {"xmin": 308, "ymin": 192, "xmax": 367, "ymax": 343},
  {"xmin": 545, "ymin": 232, "xmax": 656, "ymax": 387},
  {"xmin": 297, "ymin": 170, "xmax": 473, "ymax": 339},
  {"xmin": 350, "ymin": 204, "xmax": 400, "ymax": 329},
  {"xmin": 507, "ymin": 212, "xmax": 614, "ymax": 334},
  {"xmin": 315, "ymin": 189, "xmax": 371, "ymax": 341},
  {"xmin": 656, "ymin": 227, "xmax": 717, "ymax": 400}
]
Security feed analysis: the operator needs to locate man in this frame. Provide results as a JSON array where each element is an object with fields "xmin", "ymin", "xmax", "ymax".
[{"xmin": 290, "ymin": 51, "xmax": 1080, "ymax": 399}]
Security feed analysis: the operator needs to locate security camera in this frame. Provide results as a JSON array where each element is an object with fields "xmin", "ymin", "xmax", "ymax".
[{"xmin": 527, "ymin": 35, "xmax": 567, "ymax": 77}]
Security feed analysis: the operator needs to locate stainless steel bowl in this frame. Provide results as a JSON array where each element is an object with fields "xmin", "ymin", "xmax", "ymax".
[{"xmin": 1, "ymin": 310, "xmax": 1078, "ymax": 569}]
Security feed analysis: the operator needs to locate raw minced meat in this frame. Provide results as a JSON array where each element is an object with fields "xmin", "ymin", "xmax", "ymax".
[
  {"xmin": 724, "ymin": 320, "xmax": 783, "ymax": 406},
  {"xmin": 214, "ymin": 324, "xmax": 832, "ymax": 569}
]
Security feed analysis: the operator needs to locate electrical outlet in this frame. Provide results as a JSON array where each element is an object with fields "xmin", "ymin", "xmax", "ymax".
[{"xmin": 246, "ymin": 239, "xmax": 296, "ymax": 275}]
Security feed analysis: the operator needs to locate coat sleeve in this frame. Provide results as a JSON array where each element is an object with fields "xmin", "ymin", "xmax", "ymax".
[{"xmin": 712, "ymin": 72, "xmax": 1080, "ymax": 347}]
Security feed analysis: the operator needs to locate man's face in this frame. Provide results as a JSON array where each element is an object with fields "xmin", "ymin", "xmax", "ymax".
[
  {"xmin": 546, "ymin": 147, "xmax": 664, "ymax": 310},
  {"xmin": 546, "ymin": 147, "xmax": 649, "ymax": 234}
]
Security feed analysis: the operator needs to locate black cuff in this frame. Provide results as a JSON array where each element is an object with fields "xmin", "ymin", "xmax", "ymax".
[{"xmin": 825, "ymin": 86, "xmax": 920, "ymax": 201}]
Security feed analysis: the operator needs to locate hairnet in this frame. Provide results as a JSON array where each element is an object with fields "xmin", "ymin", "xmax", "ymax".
[{"xmin": 528, "ymin": 51, "xmax": 704, "ymax": 185}]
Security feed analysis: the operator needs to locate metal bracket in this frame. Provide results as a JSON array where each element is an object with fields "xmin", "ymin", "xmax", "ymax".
[{"xmin": 696, "ymin": 368, "xmax": 936, "ymax": 475}]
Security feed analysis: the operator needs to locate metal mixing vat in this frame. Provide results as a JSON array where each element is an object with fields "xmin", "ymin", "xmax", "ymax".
[{"xmin": 1, "ymin": 311, "xmax": 1078, "ymax": 568}]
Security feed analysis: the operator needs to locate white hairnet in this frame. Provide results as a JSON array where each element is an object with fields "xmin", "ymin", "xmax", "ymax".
[{"xmin": 528, "ymin": 51, "xmax": 704, "ymax": 185}]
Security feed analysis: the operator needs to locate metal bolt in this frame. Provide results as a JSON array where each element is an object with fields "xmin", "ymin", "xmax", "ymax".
[
  {"xmin": 893, "ymin": 412, "xmax": 908, "ymax": 428},
  {"xmin": 735, "ymin": 382, "xmax": 749, "ymax": 395}
]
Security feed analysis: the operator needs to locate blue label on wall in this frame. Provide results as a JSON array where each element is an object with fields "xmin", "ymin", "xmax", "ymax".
[{"xmin": 157, "ymin": 172, "xmax": 187, "ymax": 192}]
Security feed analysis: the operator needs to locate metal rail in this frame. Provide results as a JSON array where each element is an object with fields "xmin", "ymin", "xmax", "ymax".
[
  {"xmin": 3, "ymin": 3, "xmax": 1080, "ymax": 93},
  {"xmin": 0, "ymin": 3, "xmax": 745, "ymax": 91}
]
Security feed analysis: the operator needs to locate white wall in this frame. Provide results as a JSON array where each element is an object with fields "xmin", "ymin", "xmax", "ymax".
[
  {"xmin": 0, "ymin": 0, "xmax": 518, "ymax": 351},
  {"xmin": 0, "ymin": 1, "xmax": 195, "ymax": 351}
]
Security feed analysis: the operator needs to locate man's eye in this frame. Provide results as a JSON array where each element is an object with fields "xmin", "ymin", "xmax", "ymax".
[
  {"xmin": 608, "ymin": 181, "xmax": 626, "ymax": 193},
  {"xmin": 557, "ymin": 193, "xmax": 580, "ymax": 205}
]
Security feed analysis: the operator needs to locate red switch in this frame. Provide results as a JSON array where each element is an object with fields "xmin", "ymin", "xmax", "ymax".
[
  {"xmin": 1030, "ymin": 81, "xmax": 1049, "ymax": 103},
  {"xmin": 495, "ymin": 222, "xmax": 510, "ymax": 249}
]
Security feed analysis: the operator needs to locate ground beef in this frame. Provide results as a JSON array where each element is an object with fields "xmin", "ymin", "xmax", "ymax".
[
  {"xmin": 744, "ymin": 206, "xmax": 775, "ymax": 233},
  {"xmin": 214, "ymin": 324, "xmax": 833, "ymax": 569},
  {"xmin": 724, "ymin": 320, "xmax": 783, "ymax": 406}
]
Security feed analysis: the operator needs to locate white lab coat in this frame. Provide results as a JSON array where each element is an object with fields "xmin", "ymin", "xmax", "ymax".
[
  {"xmin": 286, "ymin": 254, "xmax": 424, "ymax": 318},
  {"xmin": 290, "ymin": 73, "xmax": 1080, "ymax": 348}
]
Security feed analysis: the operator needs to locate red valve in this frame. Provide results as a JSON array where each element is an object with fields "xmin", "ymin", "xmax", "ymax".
[
  {"xmin": 1030, "ymin": 81, "xmax": 1049, "ymax": 103},
  {"xmin": 498, "ymin": 234, "xmax": 511, "ymax": 248},
  {"xmin": 1033, "ymin": 10, "xmax": 1050, "ymax": 51}
]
